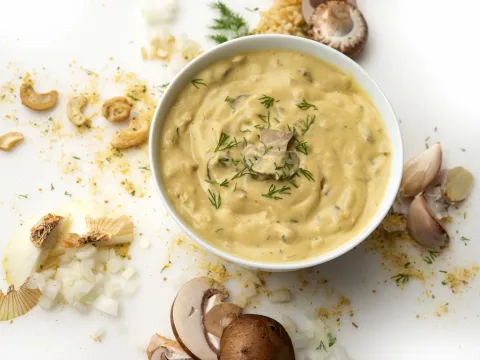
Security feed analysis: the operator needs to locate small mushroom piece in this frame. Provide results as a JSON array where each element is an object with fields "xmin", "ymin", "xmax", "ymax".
[
  {"xmin": 407, "ymin": 194, "xmax": 450, "ymax": 249},
  {"xmin": 147, "ymin": 334, "xmax": 191, "ymax": 360},
  {"xmin": 20, "ymin": 76, "xmax": 58, "ymax": 111},
  {"xmin": 0, "ymin": 132, "xmax": 24, "ymax": 151},
  {"xmin": 219, "ymin": 314, "xmax": 295, "ymax": 360},
  {"xmin": 442, "ymin": 167, "xmax": 474, "ymax": 203},
  {"xmin": 308, "ymin": 1, "xmax": 368, "ymax": 58},
  {"xmin": 171, "ymin": 277, "xmax": 228, "ymax": 360},
  {"xmin": 67, "ymin": 96, "xmax": 89, "ymax": 126},
  {"xmin": 302, "ymin": 0, "xmax": 357, "ymax": 25},
  {"xmin": 400, "ymin": 143, "xmax": 442, "ymax": 198},
  {"xmin": 101, "ymin": 96, "xmax": 132, "ymax": 123},
  {"xmin": 30, "ymin": 214, "xmax": 64, "ymax": 248},
  {"xmin": 260, "ymin": 129, "xmax": 293, "ymax": 152},
  {"xmin": 229, "ymin": 95, "xmax": 249, "ymax": 111},
  {"xmin": 204, "ymin": 303, "xmax": 242, "ymax": 338}
]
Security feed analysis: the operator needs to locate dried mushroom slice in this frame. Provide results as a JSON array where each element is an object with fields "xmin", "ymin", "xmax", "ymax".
[
  {"xmin": 0, "ymin": 283, "xmax": 41, "ymax": 321},
  {"xmin": 62, "ymin": 231, "xmax": 110, "ymax": 248},
  {"xmin": 309, "ymin": 1, "xmax": 368, "ymax": 58},
  {"xmin": 30, "ymin": 214, "xmax": 64, "ymax": 248},
  {"xmin": 260, "ymin": 128, "xmax": 293, "ymax": 152},
  {"xmin": 0, "ymin": 132, "xmax": 24, "ymax": 151},
  {"xmin": 20, "ymin": 75, "xmax": 58, "ymax": 111}
]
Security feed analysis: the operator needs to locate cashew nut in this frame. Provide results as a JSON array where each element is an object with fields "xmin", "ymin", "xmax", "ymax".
[
  {"xmin": 66, "ymin": 96, "xmax": 88, "ymax": 126},
  {"xmin": 110, "ymin": 114, "xmax": 150, "ymax": 149},
  {"xmin": 0, "ymin": 132, "xmax": 24, "ymax": 151},
  {"xmin": 20, "ymin": 76, "xmax": 58, "ymax": 111},
  {"xmin": 101, "ymin": 96, "xmax": 132, "ymax": 123}
]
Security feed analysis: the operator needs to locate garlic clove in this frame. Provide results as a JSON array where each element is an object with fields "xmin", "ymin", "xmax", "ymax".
[
  {"xmin": 400, "ymin": 143, "xmax": 442, "ymax": 198},
  {"xmin": 443, "ymin": 167, "xmax": 474, "ymax": 203},
  {"xmin": 407, "ymin": 194, "xmax": 449, "ymax": 249}
]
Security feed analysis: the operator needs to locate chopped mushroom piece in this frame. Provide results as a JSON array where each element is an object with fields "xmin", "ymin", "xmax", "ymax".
[
  {"xmin": 204, "ymin": 303, "xmax": 242, "ymax": 338},
  {"xmin": 260, "ymin": 128, "xmax": 294, "ymax": 152},
  {"xmin": 30, "ymin": 214, "xmax": 64, "ymax": 248},
  {"xmin": 0, "ymin": 132, "xmax": 24, "ymax": 151},
  {"xmin": 20, "ymin": 75, "xmax": 58, "ymax": 111},
  {"xmin": 147, "ymin": 334, "xmax": 191, "ymax": 360},
  {"xmin": 219, "ymin": 314, "xmax": 295, "ymax": 360},
  {"xmin": 243, "ymin": 146, "xmax": 299, "ymax": 181},
  {"xmin": 308, "ymin": 1, "xmax": 368, "ymax": 58}
]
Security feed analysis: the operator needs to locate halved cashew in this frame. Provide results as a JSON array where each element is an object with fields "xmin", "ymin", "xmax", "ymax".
[
  {"xmin": 67, "ymin": 96, "xmax": 88, "ymax": 126},
  {"xmin": 101, "ymin": 96, "xmax": 132, "ymax": 123},
  {"xmin": 110, "ymin": 114, "xmax": 150, "ymax": 149},
  {"xmin": 0, "ymin": 132, "xmax": 24, "ymax": 151},
  {"xmin": 20, "ymin": 76, "xmax": 58, "ymax": 111}
]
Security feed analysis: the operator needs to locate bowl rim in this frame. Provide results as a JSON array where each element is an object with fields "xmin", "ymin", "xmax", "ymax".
[{"xmin": 149, "ymin": 34, "xmax": 403, "ymax": 271}]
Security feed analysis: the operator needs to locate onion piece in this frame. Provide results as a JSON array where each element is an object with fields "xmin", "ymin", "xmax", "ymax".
[
  {"xmin": 268, "ymin": 289, "xmax": 291, "ymax": 303},
  {"xmin": 94, "ymin": 295, "xmax": 119, "ymax": 316}
]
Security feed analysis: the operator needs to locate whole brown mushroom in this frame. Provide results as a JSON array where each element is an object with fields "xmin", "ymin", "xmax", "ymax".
[
  {"xmin": 308, "ymin": 1, "xmax": 368, "ymax": 58},
  {"xmin": 219, "ymin": 314, "xmax": 295, "ymax": 360}
]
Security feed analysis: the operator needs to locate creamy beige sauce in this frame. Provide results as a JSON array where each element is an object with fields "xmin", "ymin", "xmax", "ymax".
[{"xmin": 159, "ymin": 50, "xmax": 391, "ymax": 263}]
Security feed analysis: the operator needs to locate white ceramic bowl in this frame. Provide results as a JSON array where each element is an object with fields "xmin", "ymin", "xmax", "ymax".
[{"xmin": 149, "ymin": 34, "xmax": 403, "ymax": 272}]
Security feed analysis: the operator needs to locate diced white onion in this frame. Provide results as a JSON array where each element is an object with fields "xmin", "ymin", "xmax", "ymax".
[
  {"xmin": 41, "ymin": 269, "xmax": 56, "ymax": 279},
  {"xmin": 27, "ymin": 272, "xmax": 45, "ymax": 290},
  {"xmin": 269, "ymin": 289, "xmax": 291, "ymax": 303},
  {"xmin": 81, "ymin": 258, "xmax": 96, "ymax": 270},
  {"xmin": 75, "ymin": 244, "xmax": 97, "ymax": 260},
  {"xmin": 94, "ymin": 295, "xmax": 119, "ymax": 316},
  {"xmin": 105, "ymin": 281, "xmax": 123, "ymax": 299},
  {"xmin": 72, "ymin": 301, "xmax": 88, "ymax": 314},
  {"xmin": 139, "ymin": 239, "xmax": 151, "ymax": 249},
  {"xmin": 122, "ymin": 280, "xmax": 138, "ymax": 297},
  {"xmin": 95, "ymin": 249, "xmax": 110, "ymax": 264},
  {"xmin": 142, "ymin": 0, "xmax": 177, "ymax": 24},
  {"xmin": 107, "ymin": 258, "xmax": 123, "ymax": 274},
  {"xmin": 281, "ymin": 314, "xmax": 297, "ymax": 334},
  {"xmin": 72, "ymin": 279, "xmax": 95, "ymax": 299},
  {"xmin": 41, "ymin": 279, "xmax": 61, "ymax": 300},
  {"xmin": 241, "ymin": 280, "xmax": 258, "ymax": 298},
  {"xmin": 122, "ymin": 267, "xmax": 136, "ymax": 280},
  {"xmin": 38, "ymin": 295, "xmax": 55, "ymax": 310}
]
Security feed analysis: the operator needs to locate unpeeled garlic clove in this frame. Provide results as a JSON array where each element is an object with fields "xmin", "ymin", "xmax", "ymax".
[
  {"xmin": 400, "ymin": 143, "xmax": 442, "ymax": 198},
  {"xmin": 407, "ymin": 194, "xmax": 449, "ymax": 249},
  {"xmin": 443, "ymin": 166, "xmax": 474, "ymax": 203}
]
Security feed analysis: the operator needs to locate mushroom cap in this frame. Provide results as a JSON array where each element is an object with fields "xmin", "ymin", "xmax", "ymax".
[
  {"xmin": 308, "ymin": 1, "xmax": 368, "ymax": 58},
  {"xmin": 219, "ymin": 314, "xmax": 295, "ymax": 360},
  {"xmin": 302, "ymin": 0, "xmax": 357, "ymax": 25}
]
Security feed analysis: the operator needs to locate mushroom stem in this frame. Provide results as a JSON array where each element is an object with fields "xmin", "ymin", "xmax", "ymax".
[{"xmin": 327, "ymin": 1, "xmax": 353, "ymax": 35}]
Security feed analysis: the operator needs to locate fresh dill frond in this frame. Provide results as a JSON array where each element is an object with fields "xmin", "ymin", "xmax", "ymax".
[
  {"xmin": 391, "ymin": 273, "xmax": 409, "ymax": 285},
  {"xmin": 258, "ymin": 110, "xmax": 271, "ymax": 128},
  {"xmin": 301, "ymin": 115, "xmax": 316, "ymax": 135},
  {"xmin": 215, "ymin": 131, "xmax": 239, "ymax": 152},
  {"xmin": 297, "ymin": 98, "xmax": 318, "ymax": 111},
  {"xmin": 295, "ymin": 140, "xmax": 309, "ymax": 155},
  {"xmin": 296, "ymin": 168, "xmax": 314, "ymax": 181},
  {"xmin": 225, "ymin": 95, "xmax": 234, "ymax": 102},
  {"xmin": 423, "ymin": 250, "xmax": 439, "ymax": 264},
  {"xmin": 258, "ymin": 95, "xmax": 277, "ymax": 109},
  {"xmin": 209, "ymin": 2, "xmax": 249, "ymax": 44},
  {"xmin": 220, "ymin": 179, "xmax": 229, "ymax": 187},
  {"xmin": 208, "ymin": 189, "xmax": 222, "ymax": 209},
  {"xmin": 191, "ymin": 78, "xmax": 207, "ymax": 89},
  {"xmin": 262, "ymin": 184, "xmax": 291, "ymax": 200}
]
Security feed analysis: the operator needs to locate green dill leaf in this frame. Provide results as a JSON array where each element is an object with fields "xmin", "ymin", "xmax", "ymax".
[
  {"xmin": 209, "ymin": 2, "xmax": 249, "ymax": 43},
  {"xmin": 258, "ymin": 95, "xmax": 277, "ymax": 109},
  {"xmin": 301, "ymin": 115, "xmax": 316, "ymax": 135},
  {"xmin": 138, "ymin": 166, "xmax": 151, "ymax": 171},
  {"xmin": 220, "ymin": 179, "xmax": 229, "ymax": 187},
  {"xmin": 210, "ymin": 34, "xmax": 229, "ymax": 44},
  {"xmin": 297, "ymin": 168, "xmax": 314, "ymax": 181},
  {"xmin": 50, "ymin": 183, "xmax": 55, "ymax": 191},
  {"xmin": 245, "ymin": 7, "xmax": 259, "ymax": 11},
  {"xmin": 262, "ymin": 184, "xmax": 291, "ymax": 200},
  {"xmin": 215, "ymin": 131, "xmax": 239, "ymax": 152},
  {"xmin": 208, "ymin": 189, "xmax": 221, "ymax": 209},
  {"xmin": 18, "ymin": 194, "xmax": 28, "ymax": 199},
  {"xmin": 73, "ymin": 156, "xmax": 80, "ymax": 160},
  {"xmin": 327, "ymin": 333, "xmax": 337, "ymax": 347},
  {"xmin": 391, "ymin": 273, "xmax": 409, "ymax": 285},
  {"xmin": 191, "ymin": 78, "xmax": 207, "ymax": 89},
  {"xmin": 295, "ymin": 140, "xmax": 308, "ymax": 155},
  {"xmin": 225, "ymin": 95, "xmax": 234, "ymax": 102},
  {"xmin": 64, "ymin": 191, "xmax": 72, "ymax": 198},
  {"xmin": 297, "ymin": 98, "xmax": 318, "ymax": 111}
]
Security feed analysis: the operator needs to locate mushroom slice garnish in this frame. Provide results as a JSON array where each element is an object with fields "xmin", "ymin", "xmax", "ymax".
[
  {"xmin": 171, "ymin": 277, "xmax": 228, "ymax": 360},
  {"xmin": 442, "ymin": 167, "xmax": 474, "ymax": 203},
  {"xmin": 407, "ymin": 194, "xmax": 450, "ymax": 249},
  {"xmin": 260, "ymin": 128, "xmax": 293, "ymax": 152},
  {"xmin": 0, "ymin": 132, "xmax": 24, "ymax": 151},
  {"xmin": 302, "ymin": 0, "xmax": 357, "ymax": 25},
  {"xmin": 229, "ymin": 94, "xmax": 249, "ymax": 111},
  {"xmin": 147, "ymin": 334, "xmax": 191, "ymax": 360},
  {"xmin": 0, "ymin": 283, "xmax": 41, "ymax": 322},
  {"xmin": 204, "ymin": 303, "xmax": 242, "ymax": 338},
  {"xmin": 309, "ymin": 1, "xmax": 368, "ymax": 58},
  {"xmin": 62, "ymin": 215, "xmax": 134, "ymax": 248},
  {"xmin": 400, "ymin": 143, "xmax": 442, "ymax": 198},
  {"xmin": 252, "ymin": 150, "xmax": 300, "ymax": 180},
  {"xmin": 219, "ymin": 314, "xmax": 295, "ymax": 360}
]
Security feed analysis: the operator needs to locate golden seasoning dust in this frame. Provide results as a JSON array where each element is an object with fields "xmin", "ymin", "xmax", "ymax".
[
  {"xmin": 442, "ymin": 266, "xmax": 479, "ymax": 293},
  {"xmin": 202, "ymin": 262, "xmax": 231, "ymax": 284}
]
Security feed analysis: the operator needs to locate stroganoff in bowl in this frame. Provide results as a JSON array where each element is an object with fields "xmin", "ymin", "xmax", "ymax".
[{"xmin": 150, "ymin": 35, "xmax": 402, "ymax": 271}]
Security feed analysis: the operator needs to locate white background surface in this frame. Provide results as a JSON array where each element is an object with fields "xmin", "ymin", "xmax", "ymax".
[{"xmin": 1, "ymin": 1, "xmax": 479, "ymax": 359}]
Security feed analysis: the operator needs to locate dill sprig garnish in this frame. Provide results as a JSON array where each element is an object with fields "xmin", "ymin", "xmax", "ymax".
[
  {"xmin": 297, "ymin": 98, "xmax": 318, "ymax": 111},
  {"xmin": 191, "ymin": 79, "xmax": 207, "ymax": 89},
  {"xmin": 295, "ymin": 140, "xmax": 309, "ymax": 155},
  {"xmin": 209, "ymin": 2, "xmax": 249, "ymax": 44},
  {"xmin": 262, "ymin": 184, "xmax": 291, "ymax": 200},
  {"xmin": 301, "ymin": 115, "xmax": 316, "ymax": 135},
  {"xmin": 208, "ymin": 189, "xmax": 222, "ymax": 209},
  {"xmin": 215, "ymin": 131, "xmax": 239, "ymax": 152},
  {"xmin": 423, "ymin": 250, "xmax": 439, "ymax": 264},
  {"xmin": 296, "ymin": 168, "xmax": 314, "ymax": 181},
  {"xmin": 391, "ymin": 273, "xmax": 410, "ymax": 285},
  {"xmin": 258, "ymin": 111, "xmax": 271, "ymax": 128},
  {"xmin": 205, "ymin": 179, "xmax": 229, "ymax": 187},
  {"xmin": 231, "ymin": 166, "xmax": 257, "ymax": 180},
  {"xmin": 225, "ymin": 95, "xmax": 234, "ymax": 102},
  {"xmin": 258, "ymin": 95, "xmax": 277, "ymax": 109}
]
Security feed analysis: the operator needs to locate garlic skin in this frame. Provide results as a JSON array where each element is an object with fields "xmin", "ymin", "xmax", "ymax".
[
  {"xmin": 400, "ymin": 143, "xmax": 442, "ymax": 198},
  {"xmin": 407, "ymin": 194, "xmax": 449, "ymax": 249},
  {"xmin": 443, "ymin": 166, "xmax": 474, "ymax": 203}
]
